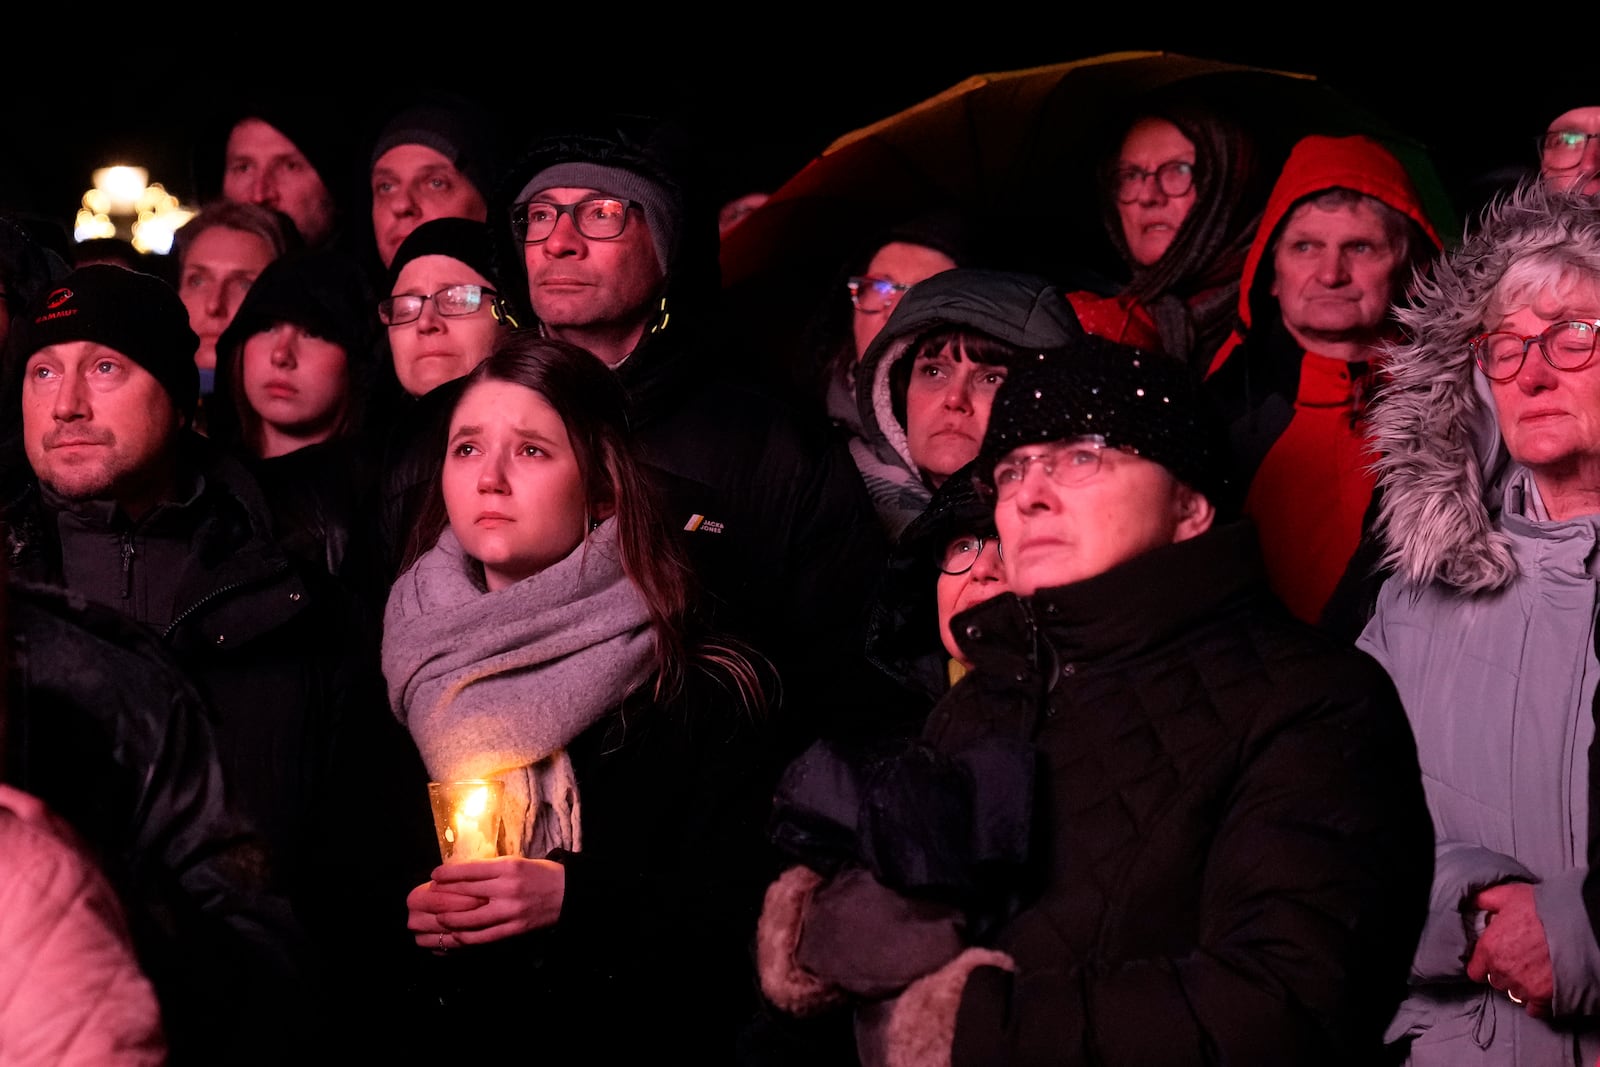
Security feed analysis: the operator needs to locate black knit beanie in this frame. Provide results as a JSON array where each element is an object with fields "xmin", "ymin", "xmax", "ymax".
[
  {"xmin": 976, "ymin": 337, "xmax": 1235, "ymax": 512},
  {"xmin": 386, "ymin": 217, "xmax": 500, "ymax": 292},
  {"xmin": 218, "ymin": 248, "xmax": 376, "ymax": 369},
  {"xmin": 13, "ymin": 264, "xmax": 199, "ymax": 419},
  {"xmin": 369, "ymin": 101, "xmax": 498, "ymax": 207}
]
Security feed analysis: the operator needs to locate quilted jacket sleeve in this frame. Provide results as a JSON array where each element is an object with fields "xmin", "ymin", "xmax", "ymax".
[{"xmin": 0, "ymin": 786, "xmax": 166, "ymax": 1066}]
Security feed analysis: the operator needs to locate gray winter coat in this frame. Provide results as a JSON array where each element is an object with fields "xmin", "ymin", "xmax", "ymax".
[{"xmin": 1355, "ymin": 179, "xmax": 1600, "ymax": 1066}]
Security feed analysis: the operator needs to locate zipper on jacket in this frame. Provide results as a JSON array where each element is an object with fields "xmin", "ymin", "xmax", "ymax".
[
  {"xmin": 161, "ymin": 561, "xmax": 291, "ymax": 641},
  {"xmin": 119, "ymin": 531, "xmax": 134, "ymax": 601}
]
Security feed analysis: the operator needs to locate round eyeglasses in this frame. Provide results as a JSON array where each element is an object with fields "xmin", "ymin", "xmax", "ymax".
[
  {"xmin": 379, "ymin": 284, "xmax": 496, "ymax": 326},
  {"xmin": 847, "ymin": 276, "xmax": 911, "ymax": 315},
  {"xmin": 1538, "ymin": 129, "xmax": 1600, "ymax": 172},
  {"xmin": 1470, "ymin": 320, "xmax": 1600, "ymax": 382},
  {"xmin": 938, "ymin": 534, "xmax": 1002, "ymax": 576},
  {"xmin": 1113, "ymin": 160, "xmax": 1195, "ymax": 203},
  {"xmin": 989, "ymin": 436, "xmax": 1110, "ymax": 501},
  {"xmin": 512, "ymin": 197, "xmax": 634, "ymax": 244}
]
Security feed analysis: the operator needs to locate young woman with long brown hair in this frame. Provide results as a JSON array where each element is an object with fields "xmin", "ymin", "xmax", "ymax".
[{"xmin": 381, "ymin": 331, "xmax": 776, "ymax": 1060}]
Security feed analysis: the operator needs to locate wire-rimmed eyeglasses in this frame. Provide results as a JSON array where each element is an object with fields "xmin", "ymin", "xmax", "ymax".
[
  {"xmin": 847, "ymin": 276, "xmax": 911, "ymax": 314},
  {"xmin": 1538, "ymin": 129, "xmax": 1600, "ymax": 171},
  {"xmin": 379, "ymin": 284, "xmax": 497, "ymax": 326},
  {"xmin": 1470, "ymin": 320, "xmax": 1600, "ymax": 382},
  {"xmin": 986, "ymin": 436, "xmax": 1111, "ymax": 501},
  {"xmin": 938, "ymin": 534, "xmax": 1002, "ymax": 576},
  {"xmin": 512, "ymin": 197, "xmax": 635, "ymax": 244},
  {"xmin": 1112, "ymin": 160, "xmax": 1195, "ymax": 203}
]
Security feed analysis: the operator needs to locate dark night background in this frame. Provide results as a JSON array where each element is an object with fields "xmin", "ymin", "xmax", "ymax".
[{"xmin": 0, "ymin": 30, "xmax": 1581, "ymax": 247}]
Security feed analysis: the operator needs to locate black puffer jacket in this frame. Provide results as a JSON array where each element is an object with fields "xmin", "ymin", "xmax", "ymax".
[
  {"xmin": 920, "ymin": 521, "xmax": 1434, "ymax": 1066},
  {"xmin": 492, "ymin": 114, "xmax": 889, "ymax": 751}
]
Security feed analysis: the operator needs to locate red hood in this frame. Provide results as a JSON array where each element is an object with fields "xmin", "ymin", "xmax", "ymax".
[{"xmin": 1207, "ymin": 134, "xmax": 1443, "ymax": 375}]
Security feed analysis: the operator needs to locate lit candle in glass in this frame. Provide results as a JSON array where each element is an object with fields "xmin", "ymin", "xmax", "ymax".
[{"xmin": 427, "ymin": 779, "xmax": 504, "ymax": 863}]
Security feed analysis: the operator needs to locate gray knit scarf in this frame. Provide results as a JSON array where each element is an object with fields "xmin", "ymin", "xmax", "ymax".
[{"xmin": 381, "ymin": 518, "xmax": 656, "ymax": 857}]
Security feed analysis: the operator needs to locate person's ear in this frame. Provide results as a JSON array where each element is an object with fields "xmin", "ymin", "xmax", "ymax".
[{"xmin": 1172, "ymin": 484, "xmax": 1215, "ymax": 543}]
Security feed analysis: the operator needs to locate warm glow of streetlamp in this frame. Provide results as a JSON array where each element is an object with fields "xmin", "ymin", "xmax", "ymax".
[{"xmin": 78, "ymin": 164, "xmax": 196, "ymax": 254}]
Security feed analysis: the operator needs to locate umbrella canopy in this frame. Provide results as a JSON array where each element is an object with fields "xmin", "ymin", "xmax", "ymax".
[{"xmin": 720, "ymin": 50, "xmax": 1457, "ymax": 298}]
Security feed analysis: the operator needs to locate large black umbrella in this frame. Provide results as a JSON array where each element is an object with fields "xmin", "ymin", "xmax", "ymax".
[{"xmin": 721, "ymin": 51, "xmax": 1456, "ymax": 302}]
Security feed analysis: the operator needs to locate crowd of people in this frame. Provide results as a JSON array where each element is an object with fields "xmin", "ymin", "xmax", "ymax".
[{"xmin": 0, "ymin": 71, "xmax": 1598, "ymax": 1067}]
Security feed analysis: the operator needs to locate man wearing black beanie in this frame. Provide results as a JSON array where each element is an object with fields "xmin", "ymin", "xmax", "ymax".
[{"xmin": 0, "ymin": 263, "xmax": 438, "ymax": 1062}]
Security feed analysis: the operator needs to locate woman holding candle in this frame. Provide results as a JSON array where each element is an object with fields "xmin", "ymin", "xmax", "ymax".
[{"xmin": 380, "ymin": 333, "xmax": 776, "ymax": 1060}]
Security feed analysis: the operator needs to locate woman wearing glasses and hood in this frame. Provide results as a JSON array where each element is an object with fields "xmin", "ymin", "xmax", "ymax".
[
  {"xmin": 1065, "ymin": 81, "xmax": 1276, "ymax": 375},
  {"xmin": 1356, "ymin": 178, "xmax": 1600, "ymax": 1066},
  {"xmin": 846, "ymin": 268, "xmax": 1082, "ymax": 538}
]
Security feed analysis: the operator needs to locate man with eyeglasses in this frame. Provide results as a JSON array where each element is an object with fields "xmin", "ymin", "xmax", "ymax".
[
  {"xmin": 490, "ymin": 112, "xmax": 888, "ymax": 765},
  {"xmin": 1203, "ymin": 134, "xmax": 1444, "ymax": 637},
  {"xmin": 1539, "ymin": 105, "xmax": 1600, "ymax": 196},
  {"xmin": 755, "ymin": 334, "xmax": 1433, "ymax": 1065}
]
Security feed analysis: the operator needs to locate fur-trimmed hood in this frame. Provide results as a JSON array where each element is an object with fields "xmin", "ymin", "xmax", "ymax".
[{"xmin": 1368, "ymin": 178, "xmax": 1600, "ymax": 593}]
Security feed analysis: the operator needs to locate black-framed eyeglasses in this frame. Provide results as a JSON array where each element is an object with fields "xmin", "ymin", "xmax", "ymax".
[
  {"xmin": 847, "ymin": 276, "xmax": 911, "ymax": 314},
  {"xmin": 511, "ymin": 197, "xmax": 634, "ymax": 243},
  {"xmin": 1538, "ymin": 130, "xmax": 1600, "ymax": 171},
  {"xmin": 379, "ymin": 284, "xmax": 497, "ymax": 326},
  {"xmin": 988, "ymin": 435, "xmax": 1110, "ymax": 501},
  {"xmin": 1112, "ymin": 160, "xmax": 1195, "ymax": 203},
  {"xmin": 1470, "ymin": 320, "xmax": 1600, "ymax": 382},
  {"xmin": 938, "ymin": 534, "xmax": 1002, "ymax": 576}
]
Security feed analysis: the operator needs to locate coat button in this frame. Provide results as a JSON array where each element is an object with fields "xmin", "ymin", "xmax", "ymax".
[
  {"xmin": 289, "ymin": 592, "xmax": 301, "ymax": 602},
  {"xmin": 215, "ymin": 634, "xmax": 226, "ymax": 645},
  {"xmin": 1061, "ymin": 664, "xmax": 1076, "ymax": 678},
  {"xmin": 965, "ymin": 624, "xmax": 983, "ymax": 640},
  {"xmin": 1014, "ymin": 671, "xmax": 1026, "ymax": 682}
]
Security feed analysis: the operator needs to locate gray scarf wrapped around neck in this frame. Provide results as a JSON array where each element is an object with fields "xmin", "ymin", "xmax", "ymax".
[{"xmin": 381, "ymin": 518, "xmax": 656, "ymax": 857}]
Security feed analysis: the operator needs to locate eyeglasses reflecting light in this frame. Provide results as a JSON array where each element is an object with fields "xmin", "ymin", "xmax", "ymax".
[
  {"xmin": 1540, "ymin": 130, "xmax": 1600, "ymax": 171},
  {"xmin": 379, "ymin": 284, "xmax": 496, "ymax": 326},
  {"xmin": 938, "ymin": 534, "xmax": 1002, "ymax": 576},
  {"xmin": 512, "ymin": 198, "xmax": 634, "ymax": 243},
  {"xmin": 848, "ymin": 276, "xmax": 911, "ymax": 314}
]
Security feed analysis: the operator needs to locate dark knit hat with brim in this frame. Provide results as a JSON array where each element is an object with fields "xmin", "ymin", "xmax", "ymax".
[
  {"xmin": 13, "ymin": 264, "xmax": 199, "ymax": 419},
  {"xmin": 386, "ymin": 217, "xmax": 500, "ymax": 292},
  {"xmin": 976, "ymin": 337, "xmax": 1235, "ymax": 512}
]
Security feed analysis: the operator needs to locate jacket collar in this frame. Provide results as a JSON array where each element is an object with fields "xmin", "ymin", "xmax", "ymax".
[{"xmin": 954, "ymin": 520, "xmax": 1269, "ymax": 677}]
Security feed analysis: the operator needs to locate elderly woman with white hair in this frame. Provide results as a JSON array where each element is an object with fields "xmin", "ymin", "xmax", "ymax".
[{"xmin": 1357, "ymin": 178, "xmax": 1600, "ymax": 1066}]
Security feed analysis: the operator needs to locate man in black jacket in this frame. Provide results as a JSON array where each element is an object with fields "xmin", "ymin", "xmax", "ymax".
[
  {"xmin": 0, "ymin": 264, "xmax": 438, "ymax": 1060},
  {"xmin": 492, "ymin": 112, "xmax": 890, "ymax": 753}
]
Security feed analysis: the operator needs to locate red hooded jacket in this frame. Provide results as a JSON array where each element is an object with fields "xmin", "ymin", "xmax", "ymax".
[{"xmin": 1203, "ymin": 134, "xmax": 1443, "ymax": 627}]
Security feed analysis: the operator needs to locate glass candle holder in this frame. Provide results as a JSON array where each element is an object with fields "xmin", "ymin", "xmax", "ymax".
[{"xmin": 427, "ymin": 779, "xmax": 505, "ymax": 863}]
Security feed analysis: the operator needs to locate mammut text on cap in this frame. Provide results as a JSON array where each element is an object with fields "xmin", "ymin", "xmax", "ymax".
[{"xmin": 13, "ymin": 264, "xmax": 199, "ymax": 419}]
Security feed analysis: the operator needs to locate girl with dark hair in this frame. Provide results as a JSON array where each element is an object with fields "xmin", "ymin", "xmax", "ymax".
[{"xmin": 381, "ymin": 332, "xmax": 777, "ymax": 1060}]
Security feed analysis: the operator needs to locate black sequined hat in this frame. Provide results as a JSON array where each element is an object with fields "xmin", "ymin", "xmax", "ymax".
[{"xmin": 975, "ymin": 337, "xmax": 1235, "ymax": 510}]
